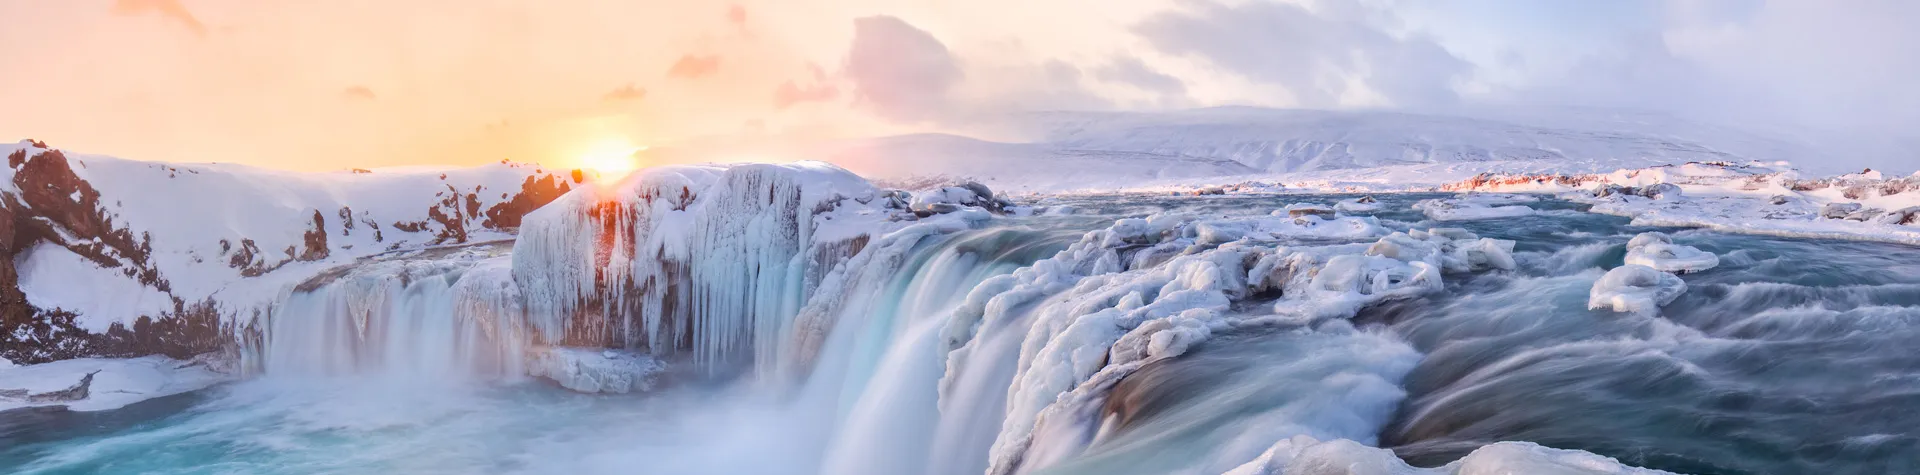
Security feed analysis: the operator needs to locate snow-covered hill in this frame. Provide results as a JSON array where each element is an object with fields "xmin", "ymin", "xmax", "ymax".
[
  {"xmin": 0, "ymin": 140, "xmax": 582, "ymax": 364},
  {"xmin": 1021, "ymin": 107, "xmax": 1818, "ymax": 175},
  {"xmin": 639, "ymin": 107, "xmax": 1831, "ymax": 193}
]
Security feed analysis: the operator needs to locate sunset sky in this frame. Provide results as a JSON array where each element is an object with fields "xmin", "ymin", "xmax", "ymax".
[{"xmin": 2, "ymin": 0, "xmax": 1915, "ymax": 172}]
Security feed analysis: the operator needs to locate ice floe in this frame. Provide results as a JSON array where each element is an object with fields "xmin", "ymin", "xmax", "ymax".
[
  {"xmin": 1623, "ymin": 232, "xmax": 1720, "ymax": 273},
  {"xmin": 1588, "ymin": 265, "xmax": 1689, "ymax": 315}
]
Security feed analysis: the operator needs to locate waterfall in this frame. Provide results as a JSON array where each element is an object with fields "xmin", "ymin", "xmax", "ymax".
[{"xmin": 250, "ymin": 248, "xmax": 527, "ymax": 380}]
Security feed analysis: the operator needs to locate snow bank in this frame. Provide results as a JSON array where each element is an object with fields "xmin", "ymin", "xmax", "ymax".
[
  {"xmin": 14, "ymin": 242, "xmax": 175, "ymax": 332},
  {"xmin": 0, "ymin": 355, "xmax": 233, "ymax": 412},
  {"xmin": 1623, "ymin": 232, "xmax": 1719, "ymax": 273},
  {"xmin": 1588, "ymin": 265, "xmax": 1688, "ymax": 315},
  {"xmin": 526, "ymin": 347, "xmax": 666, "ymax": 394},
  {"xmin": 1225, "ymin": 435, "xmax": 1678, "ymax": 475}
]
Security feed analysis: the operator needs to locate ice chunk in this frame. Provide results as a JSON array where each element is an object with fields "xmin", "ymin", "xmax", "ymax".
[
  {"xmin": 1285, "ymin": 203, "xmax": 1337, "ymax": 219},
  {"xmin": 1821, "ymin": 202, "xmax": 1862, "ymax": 219},
  {"xmin": 1623, "ymin": 232, "xmax": 1719, "ymax": 273},
  {"xmin": 1416, "ymin": 197, "xmax": 1535, "ymax": 221},
  {"xmin": 526, "ymin": 347, "xmax": 665, "ymax": 394},
  {"xmin": 1311, "ymin": 255, "xmax": 1443, "ymax": 303},
  {"xmin": 1449, "ymin": 238, "xmax": 1518, "ymax": 272},
  {"xmin": 1367, "ymin": 230, "xmax": 1515, "ymax": 273},
  {"xmin": 1588, "ymin": 265, "xmax": 1688, "ymax": 315},
  {"xmin": 1333, "ymin": 195, "xmax": 1383, "ymax": 213}
]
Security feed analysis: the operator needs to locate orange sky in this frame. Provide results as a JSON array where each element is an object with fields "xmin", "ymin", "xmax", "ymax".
[
  {"xmin": 0, "ymin": 0, "xmax": 1181, "ymax": 172},
  {"xmin": 7, "ymin": 1, "xmax": 1913, "ymax": 173}
]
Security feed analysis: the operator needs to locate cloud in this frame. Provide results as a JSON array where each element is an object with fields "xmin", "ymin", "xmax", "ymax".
[
  {"xmin": 843, "ymin": 15, "xmax": 962, "ymax": 123},
  {"xmin": 774, "ymin": 82, "xmax": 838, "ymax": 109},
  {"xmin": 341, "ymin": 86, "xmax": 376, "ymax": 101},
  {"xmin": 602, "ymin": 83, "xmax": 647, "ymax": 101},
  {"xmin": 667, "ymin": 55, "xmax": 722, "ymax": 79},
  {"xmin": 1134, "ymin": 0, "xmax": 1472, "ymax": 108},
  {"xmin": 112, "ymin": 0, "xmax": 207, "ymax": 36},
  {"xmin": 727, "ymin": 4, "xmax": 747, "ymax": 27},
  {"xmin": 1094, "ymin": 56, "xmax": 1186, "ymax": 96}
]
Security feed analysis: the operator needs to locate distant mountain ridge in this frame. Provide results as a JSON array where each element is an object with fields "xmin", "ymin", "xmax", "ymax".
[{"xmin": 642, "ymin": 106, "xmax": 1833, "ymax": 192}]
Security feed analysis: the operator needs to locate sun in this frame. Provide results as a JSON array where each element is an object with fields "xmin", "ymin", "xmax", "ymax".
[{"xmin": 576, "ymin": 139, "xmax": 644, "ymax": 182}]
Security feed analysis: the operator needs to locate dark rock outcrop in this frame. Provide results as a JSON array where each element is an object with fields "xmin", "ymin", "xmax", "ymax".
[
  {"xmin": 484, "ymin": 173, "xmax": 576, "ymax": 230},
  {"xmin": 25, "ymin": 370, "xmax": 98, "ymax": 403}
]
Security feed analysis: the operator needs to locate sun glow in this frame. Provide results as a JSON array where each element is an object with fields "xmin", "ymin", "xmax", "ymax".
[{"xmin": 576, "ymin": 139, "xmax": 644, "ymax": 182}]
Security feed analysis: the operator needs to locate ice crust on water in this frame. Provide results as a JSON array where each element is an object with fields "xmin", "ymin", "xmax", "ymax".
[
  {"xmin": 1588, "ymin": 265, "xmax": 1689, "ymax": 315},
  {"xmin": 1623, "ymin": 232, "xmax": 1720, "ymax": 273}
]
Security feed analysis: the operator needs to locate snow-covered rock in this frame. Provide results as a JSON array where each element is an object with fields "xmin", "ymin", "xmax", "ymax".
[
  {"xmin": 0, "ymin": 140, "xmax": 580, "ymax": 365},
  {"xmin": 1623, "ymin": 232, "xmax": 1719, "ymax": 273},
  {"xmin": 1588, "ymin": 265, "xmax": 1688, "ymax": 315},
  {"xmin": 526, "ymin": 347, "xmax": 666, "ymax": 394},
  {"xmin": 1821, "ymin": 202, "xmax": 1863, "ymax": 219},
  {"xmin": 908, "ymin": 181, "xmax": 1012, "ymax": 215}
]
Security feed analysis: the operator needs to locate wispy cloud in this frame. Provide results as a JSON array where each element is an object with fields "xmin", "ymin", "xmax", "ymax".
[
  {"xmin": 341, "ymin": 86, "xmax": 376, "ymax": 101},
  {"xmin": 667, "ymin": 55, "xmax": 721, "ymax": 79},
  {"xmin": 726, "ymin": 4, "xmax": 747, "ymax": 28},
  {"xmin": 603, "ymin": 83, "xmax": 647, "ymax": 102},
  {"xmin": 112, "ymin": 0, "xmax": 208, "ymax": 36}
]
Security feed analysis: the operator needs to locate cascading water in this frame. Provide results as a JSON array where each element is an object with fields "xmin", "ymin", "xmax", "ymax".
[
  {"xmin": 12, "ymin": 176, "xmax": 1920, "ymax": 475},
  {"xmin": 247, "ymin": 244, "xmax": 530, "ymax": 380}
]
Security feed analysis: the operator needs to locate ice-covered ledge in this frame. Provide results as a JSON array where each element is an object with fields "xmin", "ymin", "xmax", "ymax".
[{"xmin": 0, "ymin": 354, "xmax": 234, "ymax": 412}]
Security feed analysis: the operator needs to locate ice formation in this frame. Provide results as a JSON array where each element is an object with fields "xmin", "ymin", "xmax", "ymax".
[
  {"xmin": 1415, "ymin": 195, "xmax": 1537, "ymax": 221},
  {"xmin": 1225, "ymin": 435, "xmax": 1679, "ymax": 475},
  {"xmin": 525, "ymin": 347, "xmax": 665, "ymax": 393},
  {"xmin": 1623, "ymin": 232, "xmax": 1719, "ymax": 273},
  {"xmin": 510, "ymin": 162, "xmax": 896, "ymax": 374},
  {"xmin": 1588, "ymin": 265, "xmax": 1689, "ymax": 315},
  {"xmin": 914, "ymin": 211, "xmax": 1524, "ymax": 475}
]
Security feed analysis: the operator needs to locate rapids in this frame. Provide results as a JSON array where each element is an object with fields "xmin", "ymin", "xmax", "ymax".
[{"xmin": 4, "ymin": 193, "xmax": 1918, "ymax": 475}]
